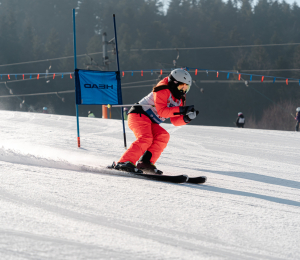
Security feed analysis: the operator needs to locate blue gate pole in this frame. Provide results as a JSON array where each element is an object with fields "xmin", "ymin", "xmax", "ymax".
[
  {"xmin": 113, "ymin": 14, "xmax": 127, "ymax": 149},
  {"xmin": 73, "ymin": 9, "xmax": 80, "ymax": 148}
]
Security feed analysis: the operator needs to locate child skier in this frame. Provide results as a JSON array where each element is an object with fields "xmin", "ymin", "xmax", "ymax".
[
  {"xmin": 112, "ymin": 68, "xmax": 198, "ymax": 174},
  {"xmin": 236, "ymin": 112, "xmax": 245, "ymax": 128}
]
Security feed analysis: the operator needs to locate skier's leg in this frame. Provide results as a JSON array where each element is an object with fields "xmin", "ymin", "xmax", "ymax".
[
  {"xmin": 296, "ymin": 121, "xmax": 299, "ymax": 131},
  {"xmin": 118, "ymin": 114, "xmax": 153, "ymax": 164},
  {"xmin": 147, "ymin": 124, "xmax": 170, "ymax": 164}
]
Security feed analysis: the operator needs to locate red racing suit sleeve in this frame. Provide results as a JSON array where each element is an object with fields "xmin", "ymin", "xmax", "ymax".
[
  {"xmin": 170, "ymin": 115, "xmax": 187, "ymax": 126},
  {"xmin": 153, "ymin": 89, "xmax": 188, "ymax": 127}
]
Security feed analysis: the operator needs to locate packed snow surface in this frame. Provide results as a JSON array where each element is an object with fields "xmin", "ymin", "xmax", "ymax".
[{"xmin": 0, "ymin": 111, "xmax": 299, "ymax": 260}]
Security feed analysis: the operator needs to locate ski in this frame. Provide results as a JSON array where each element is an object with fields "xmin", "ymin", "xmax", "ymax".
[
  {"xmin": 187, "ymin": 176, "xmax": 207, "ymax": 184},
  {"xmin": 106, "ymin": 162, "xmax": 206, "ymax": 184},
  {"xmin": 107, "ymin": 164, "xmax": 188, "ymax": 184}
]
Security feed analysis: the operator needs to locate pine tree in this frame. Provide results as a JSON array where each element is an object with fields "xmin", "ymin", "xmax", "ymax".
[
  {"xmin": 45, "ymin": 28, "xmax": 61, "ymax": 59},
  {"xmin": 292, "ymin": 46, "xmax": 300, "ymax": 78}
]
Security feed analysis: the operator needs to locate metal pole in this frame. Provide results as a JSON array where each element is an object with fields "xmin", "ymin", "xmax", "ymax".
[
  {"xmin": 102, "ymin": 32, "xmax": 108, "ymax": 118},
  {"xmin": 102, "ymin": 32, "xmax": 108, "ymax": 70},
  {"xmin": 113, "ymin": 14, "xmax": 127, "ymax": 149},
  {"xmin": 73, "ymin": 9, "xmax": 80, "ymax": 148},
  {"xmin": 106, "ymin": 104, "xmax": 153, "ymax": 107}
]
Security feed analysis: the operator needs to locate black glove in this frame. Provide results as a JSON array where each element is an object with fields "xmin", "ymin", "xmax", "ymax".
[
  {"xmin": 174, "ymin": 105, "xmax": 199, "ymax": 122},
  {"xmin": 179, "ymin": 105, "xmax": 194, "ymax": 115},
  {"xmin": 183, "ymin": 108, "xmax": 199, "ymax": 123}
]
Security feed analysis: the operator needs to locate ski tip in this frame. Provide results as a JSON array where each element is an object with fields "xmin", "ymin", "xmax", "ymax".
[{"xmin": 187, "ymin": 176, "xmax": 207, "ymax": 184}]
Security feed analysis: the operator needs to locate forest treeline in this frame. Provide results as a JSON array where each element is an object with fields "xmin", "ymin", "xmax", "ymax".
[{"xmin": 0, "ymin": 0, "xmax": 299, "ymax": 130}]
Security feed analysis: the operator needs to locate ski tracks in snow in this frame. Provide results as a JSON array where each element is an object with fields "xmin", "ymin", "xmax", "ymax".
[{"xmin": 0, "ymin": 111, "xmax": 300, "ymax": 259}]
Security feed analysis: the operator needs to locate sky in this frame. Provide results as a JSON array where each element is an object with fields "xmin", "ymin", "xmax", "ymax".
[{"xmin": 0, "ymin": 110, "xmax": 300, "ymax": 259}]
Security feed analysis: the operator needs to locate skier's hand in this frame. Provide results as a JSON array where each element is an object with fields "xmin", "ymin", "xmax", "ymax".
[
  {"xmin": 179, "ymin": 105, "xmax": 194, "ymax": 115},
  {"xmin": 183, "ymin": 109, "xmax": 199, "ymax": 123}
]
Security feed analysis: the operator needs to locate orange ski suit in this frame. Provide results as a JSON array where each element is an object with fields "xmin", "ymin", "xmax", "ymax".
[{"xmin": 118, "ymin": 77, "xmax": 188, "ymax": 165}]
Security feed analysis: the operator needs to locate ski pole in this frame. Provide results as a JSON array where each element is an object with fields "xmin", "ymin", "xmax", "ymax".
[{"xmin": 106, "ymin": 104, "xmax": 154, "ymax": 107}]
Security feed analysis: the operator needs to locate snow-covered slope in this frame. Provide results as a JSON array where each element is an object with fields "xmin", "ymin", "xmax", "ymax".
[{"xmin": 0, "ymin": 111, "xmax": 299, "ymax": 260}]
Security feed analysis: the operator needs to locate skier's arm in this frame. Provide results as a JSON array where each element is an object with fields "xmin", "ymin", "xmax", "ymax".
[
  {"xmin": 170, "ymin": 115, "xmax": 187, "ymax": 126},
  {"xmin": 153, "ymin": 89, "xmax": 181, "ymax": 118},
  {"xmin": 153, "ymin": 89, "xmax": 187, "ymax": 126}
]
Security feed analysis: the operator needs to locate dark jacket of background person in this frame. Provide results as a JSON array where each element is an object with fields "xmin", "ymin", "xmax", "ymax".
[
  {"xmin": 236, "ymin": 114, "xmax": 245, "ymax": 128},
  {"xmin": 296, "ymin": 112, "xmax": 300, "ymax": 122},
  {"xmin": 295, "ymin": 111, "xmax": 300, "ymax": 131}
]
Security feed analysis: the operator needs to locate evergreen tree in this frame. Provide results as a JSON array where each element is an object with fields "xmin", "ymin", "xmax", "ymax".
[
  {"xmin": 45, "ymin": 28, "xmax": 61, "ymax": 59},
  {"xmin": 292, "ymin": 45, "xmax": 300, "ymax": 78},
  {"xmin": 0, "ymin": 0, "xmax": 300, "ymax": 127},
  {"xmin": 59, "ymin": 43, "xmax": 74, "ymax": 71}
]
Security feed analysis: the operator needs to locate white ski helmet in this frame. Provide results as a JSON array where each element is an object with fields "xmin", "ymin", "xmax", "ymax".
[
  {"xmin": 169, "ymin": 69, "xmax": 192, "ymax": 88},
  {"xmin": 296, "ymin": 107, "xmax": 300, "ymax": 112},
  {"xmin": 238, "ymin": 112, "xmax": 243, "ymax": 116}
]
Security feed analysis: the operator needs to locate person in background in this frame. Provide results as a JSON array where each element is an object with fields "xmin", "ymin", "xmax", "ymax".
[
  {"xmin": 112, "ymin": 68, "xmax": 198, "ymax": 174},
  {"xmin": 88, "ymin": 111, "xmax": 95, "ymax": 118},
  {"xmin": 123, "ymin": 107, "xmax": 129, "ymax": 120},
  {"xmin": 43, "ymin": 107, "xmax": 48, "ymax": 114},
  {"xmin": 236, "ymin": 112, "xmax": 245, "ymax": 128},
  {"xmin": 295, "ymin": 107, "xmax": 300, "ymax": 131}
]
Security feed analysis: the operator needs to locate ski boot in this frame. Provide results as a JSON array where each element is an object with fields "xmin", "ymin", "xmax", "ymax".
[
  {"xmin": 136, "ymin": 151, "xmax": 163, "ymax": 175},
  {"xmin": 113, "ymin": 161, "xmax": 142, "ymax": 173}
]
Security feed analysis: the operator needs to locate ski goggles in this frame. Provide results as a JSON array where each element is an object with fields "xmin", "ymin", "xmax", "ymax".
[{"xmin": 178, "ymin": 84, "xmax": 190, "ymax": 94}]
